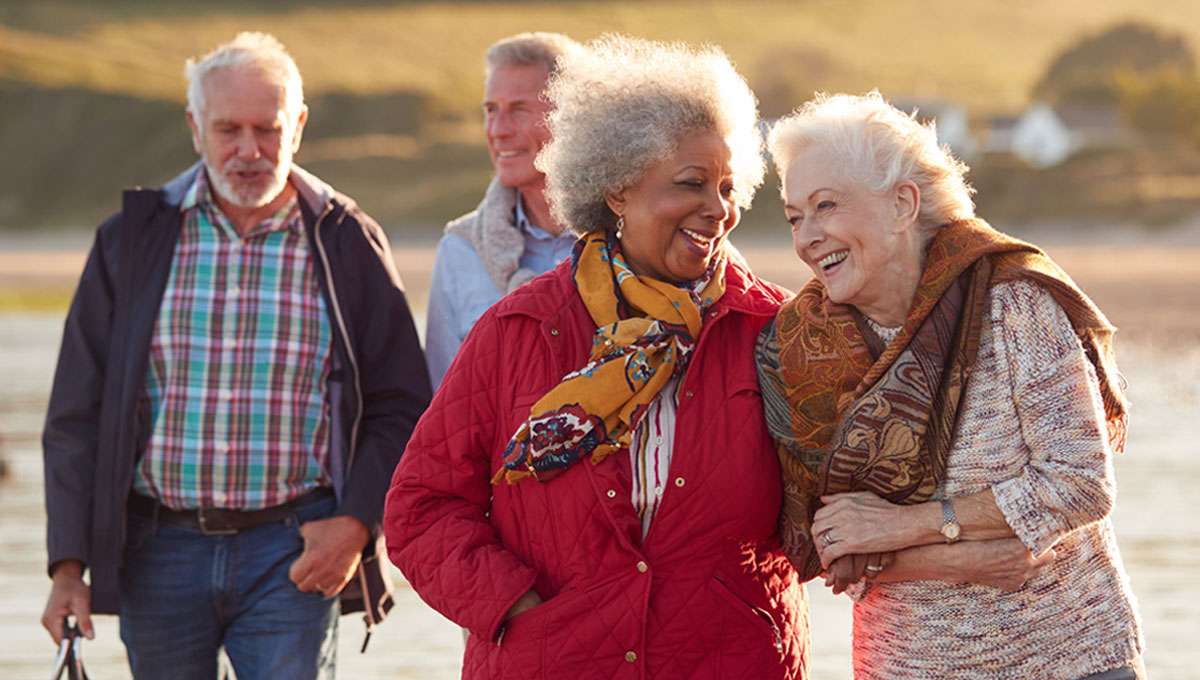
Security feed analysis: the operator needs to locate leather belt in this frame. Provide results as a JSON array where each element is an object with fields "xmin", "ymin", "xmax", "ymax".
[{"xmin": 127, "ymin": 487, "xmax": 334, "ymax": 535}]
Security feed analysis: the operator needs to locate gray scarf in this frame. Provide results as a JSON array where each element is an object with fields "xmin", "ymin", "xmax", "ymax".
[{"xmin": 445, "ymin": 178, "xmax": 541, "ymax": 294}]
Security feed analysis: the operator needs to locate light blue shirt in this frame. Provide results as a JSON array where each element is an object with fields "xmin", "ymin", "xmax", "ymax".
[{"xmin": 425, "ymin": 197, "xmax": 576, "ymax": 389}]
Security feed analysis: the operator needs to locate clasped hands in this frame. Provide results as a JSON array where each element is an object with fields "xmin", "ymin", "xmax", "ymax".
[
  {"xmin": 812, "ymin": 491, "xmax": 1055, "ymax": 594},
  {"xmin": 813, "ymin": 491, "xmax": 912, "ymax": 567},
  {"xmin": 812, "ymin": 491, "xmax": 907, "ymax": 593}
]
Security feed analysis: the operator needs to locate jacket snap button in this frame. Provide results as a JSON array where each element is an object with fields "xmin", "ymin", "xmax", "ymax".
[
  {"xmin": 636, "ymin": 561, "xmax": 648, "ymax": 573},
  {"xmin": 606, "ymin": 489, "xmax": 617, "ymax": 499},
  {"xmin": 625, "ymin": 651, "xmax": 638, "ymax": 663},
  {"xmin": 549, "ymin": 327, "xmax": 559, "ymax": 336},
  {"xmin": 674, "ymin": 477, "xmax": 685, "ymax": 487},
  {"xmin": 685, "ymin": 390, "xmax": 694, "ymax": 399}
]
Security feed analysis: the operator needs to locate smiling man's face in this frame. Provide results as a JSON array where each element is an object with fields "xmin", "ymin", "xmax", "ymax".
[{"xmin": 483, "ymin": 63, "xmax": 553, "ymax": 193}]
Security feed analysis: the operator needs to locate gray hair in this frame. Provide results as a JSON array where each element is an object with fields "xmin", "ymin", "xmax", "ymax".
[
  {"xmin": 485, "ymin": 32, "xmax": 581, "ymax": 77},
  {"xmin": 185, "ymin": 32, "xmax": 304, "ymax": 123},
  {"xmin": 768, "ymin": 91, "xmax": 975, "ymax": 229},
  {"xmin": 537, "ymin": 34, "xmax": 765, "ymax": 233}
]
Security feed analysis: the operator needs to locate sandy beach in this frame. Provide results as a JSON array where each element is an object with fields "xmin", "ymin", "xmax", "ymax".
[{"xmin": 1, "ymin": 236, "xmax": 1196, "ymax": 678}]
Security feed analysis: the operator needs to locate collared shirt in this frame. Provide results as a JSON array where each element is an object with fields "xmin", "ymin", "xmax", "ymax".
[
  {"xmin": 514, "ymin": 196, "xmax": 576, "ymax": 275},
  {"xmin": 133, "ymin": 171, "xmax": 333, "ymax": 510},
  {"xmin": 425, "ymin": 194, "xmax": 576, "ymax": 389}
]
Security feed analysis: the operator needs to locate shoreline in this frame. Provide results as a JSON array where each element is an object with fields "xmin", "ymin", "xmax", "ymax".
[{"xmin": 4, "ymin": 238, "xmax": 1197, "ymax": 346}]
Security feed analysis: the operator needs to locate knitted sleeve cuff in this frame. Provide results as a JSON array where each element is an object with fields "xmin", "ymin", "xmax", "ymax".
[{"xmin": 992, "ymin": 473, "xmax": 1063, "ymax": 555}]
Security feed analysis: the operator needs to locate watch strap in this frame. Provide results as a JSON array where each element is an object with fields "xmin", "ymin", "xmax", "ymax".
[
  {"xmin": 940, "ymin": 498, "xmax": 957, "ymax": 525},
  {"xmin": 940, "ymin": 498, "xmax": 961, "ymax": 543}
]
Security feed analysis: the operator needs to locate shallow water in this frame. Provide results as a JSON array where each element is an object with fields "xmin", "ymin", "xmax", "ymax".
[{"xmin": 1, "ymin": 246, "xmax": 1196, "ymax": 678}]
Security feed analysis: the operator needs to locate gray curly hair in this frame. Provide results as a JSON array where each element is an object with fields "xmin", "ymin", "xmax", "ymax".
[
  {"xmin": 768, "ymin": 91, "xmax": 975, "ymax": 230},
  {"xmin": 536, "ymin": 35, "xmax": 765, "ymax": 233}
]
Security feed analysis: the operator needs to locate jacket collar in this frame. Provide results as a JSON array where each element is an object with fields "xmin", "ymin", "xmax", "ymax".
[
  {"xmin": 157, "ymin": 160, "xmax": 335, "ymax": 217},
  {"xmin": 719, "ymin": 245, "xmax": 792, "ymax": 316},
  {"xmin": 497, "ymin": 244, "xmax": 788, "ymax": 324}
]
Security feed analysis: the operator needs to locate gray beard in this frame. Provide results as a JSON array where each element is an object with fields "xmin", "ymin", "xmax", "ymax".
[{"xmin": 203, "ymin": 158, "xmax": 290, "ymax": 209}]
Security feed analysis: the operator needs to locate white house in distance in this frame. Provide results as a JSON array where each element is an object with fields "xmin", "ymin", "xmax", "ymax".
[
  {"xmin": 992, "ymin": 103, "xmax": 1136, "ymax": 168},
  {"xmin": 981, "ymin": 115, "xmax": 1021, "ymax": 156},
  {"xmin": 889, "ymin": 97, "xmax": 977, "ymax": 159}
]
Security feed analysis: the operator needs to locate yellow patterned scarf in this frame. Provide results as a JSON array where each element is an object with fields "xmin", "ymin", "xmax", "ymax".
[
  {"xmin": 494, "ymin": 231, "xmax": 726, "ymax": 484},
  {"xmin": 757, "ymin": 218, "xmax": 1128, "ymax": 577}
]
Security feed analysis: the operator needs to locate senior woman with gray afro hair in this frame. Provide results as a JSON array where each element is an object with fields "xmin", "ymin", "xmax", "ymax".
[
  {"xmin": 386, "ymin": 34, "xmax": 810, "ymax": 679},
  {"xmin": 757, "ymin": 91, "xmax": 1144, "ymax": 678}
]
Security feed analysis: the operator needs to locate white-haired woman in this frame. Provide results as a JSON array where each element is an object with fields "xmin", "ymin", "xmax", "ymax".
[
  {"xmin": 756, "ymin": 91, "xmax": 1144, "ymax": 679},
  {"xmin": 385, "ymin": 36, "xmax": 809, "ymax": 679}
]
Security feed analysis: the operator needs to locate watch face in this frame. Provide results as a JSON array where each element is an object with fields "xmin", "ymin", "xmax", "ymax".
[{"xmin": 943, "ymin": 523, "xmax": 961, "ymax": 541}]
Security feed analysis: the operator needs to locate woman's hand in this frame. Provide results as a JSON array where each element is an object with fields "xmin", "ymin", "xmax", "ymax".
[
  {"xmin": 823, "ymin": 552, "xmax": 895, "ymax": 594},
  {"xmin": 950, "ymin": 539, "xmax": 1056, "ymax": 592},
  {"xmin": 812, "ymin": 491, "xmax": 932, "ymax": 567},
  {"xmin": 503, "ymin": 590, "xmax": 544, "ymax": 622}
]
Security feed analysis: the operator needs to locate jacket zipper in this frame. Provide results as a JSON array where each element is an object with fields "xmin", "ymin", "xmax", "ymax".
[
  {"xmin": 714, "ymin": 574, "xmax": 784, "ymax": 655},
  {"xmin": 312, "ymin": 207, "xmax": 364, "ymax": 469},
  {"xmin": 312, "ymin": 205, "xmax": 375, "ymax": 651},
  {"xmin": 357, "ymin": 558, "xmax": 376, "ymax": 651},
  {"xmin": 753, "ymin": 604, "xmax": 784, "ymax": 654}
]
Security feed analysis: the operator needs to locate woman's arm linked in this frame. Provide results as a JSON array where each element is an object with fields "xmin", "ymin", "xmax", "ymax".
[{"xmin": 814, "ymin": 282, "xmax": 1119, "ymax": 588}]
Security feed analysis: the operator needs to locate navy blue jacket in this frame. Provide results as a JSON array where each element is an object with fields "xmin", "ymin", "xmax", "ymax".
[{"xmin": 43, "ymin": 163, "xmax": 432, "ymax": 620}]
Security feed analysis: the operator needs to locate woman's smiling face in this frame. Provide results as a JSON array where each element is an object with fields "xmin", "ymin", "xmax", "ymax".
[
  {"xmin": 607, "ymin": 129, "xmax": 738, "ymax": 283},
  {"xmin": 782, "ymin": 144, "xmax": 916, "ymax": 318}
]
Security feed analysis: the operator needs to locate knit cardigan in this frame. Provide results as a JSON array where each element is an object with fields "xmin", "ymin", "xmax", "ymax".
[{"xmin": 851, "ymin": 280, "xmax": 1143, "ymax": 680}]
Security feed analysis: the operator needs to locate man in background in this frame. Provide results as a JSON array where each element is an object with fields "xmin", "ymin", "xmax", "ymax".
[
  {"xmin": 40, "ymin": 32, "xmax": 430, "ymax": 679},
  {"xmin": 424, "ymin": 32, "xmax": 581, "ymax": 388}
]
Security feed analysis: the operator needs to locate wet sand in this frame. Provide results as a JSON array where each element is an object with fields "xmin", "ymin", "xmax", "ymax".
[{"xmin": 1, "ymin": 241, "xmax": 1196, "ymax": 678}]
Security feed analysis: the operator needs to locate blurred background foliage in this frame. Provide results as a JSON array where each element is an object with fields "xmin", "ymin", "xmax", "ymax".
[{"xmin": 2, "ymin": 0, "xmax": 1200, "ymax": 234}]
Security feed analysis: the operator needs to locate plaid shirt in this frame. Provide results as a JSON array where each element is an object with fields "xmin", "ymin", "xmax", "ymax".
[{"xmin": 133, "ymin": 171, "xmax": 333, "ymax": 509}]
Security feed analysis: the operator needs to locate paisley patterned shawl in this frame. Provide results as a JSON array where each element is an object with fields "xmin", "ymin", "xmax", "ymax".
[
  {"xmin": 756, "ymin": 218, "xmax": 1128, "ymax": 578},
  {"xmin": 494, "ymin": 230, "xmax": 725, "ymax": 484}
]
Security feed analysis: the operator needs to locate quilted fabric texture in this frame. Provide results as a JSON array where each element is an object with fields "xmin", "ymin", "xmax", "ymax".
[{"xmin": 385, "ymin": 258, "xmax": 810, "ymax": 680}]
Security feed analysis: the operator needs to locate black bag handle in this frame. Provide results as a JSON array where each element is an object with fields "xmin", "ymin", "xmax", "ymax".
[{"xmin": 50, "ymin": 620, "xmax": 90, "ymax": 680}]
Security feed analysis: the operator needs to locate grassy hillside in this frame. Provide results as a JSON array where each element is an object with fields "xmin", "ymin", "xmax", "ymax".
[
  {"xmin": 8, "ymin": 0, "xmax": 1200, "ymax": 113},
  {"xmin": 3, "ymin": 0, "xmax": 1200, "ymax": 231}
]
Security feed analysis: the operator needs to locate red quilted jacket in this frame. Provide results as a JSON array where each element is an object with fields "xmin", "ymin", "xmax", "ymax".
[{"xmin": 385, "ymin": 256, "xmax": 809, "ymax": 679}]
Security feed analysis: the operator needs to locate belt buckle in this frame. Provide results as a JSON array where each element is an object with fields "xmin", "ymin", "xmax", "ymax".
[{"xmin": 197, "ymin": 509, "xmax": 238, "ymax": 536}]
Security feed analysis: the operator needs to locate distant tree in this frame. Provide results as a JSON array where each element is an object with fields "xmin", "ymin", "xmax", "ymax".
[
  {"xmin": 1117, "ymin": 67, "xmax": 1200, "ymax": 147},
  {"xmin": 751, "ymin": 46, "xmax": 845, "ymax": 119},
  {"xmin": 1033, "ymin": 21, "xmax": 1196, "ymax": 106}
]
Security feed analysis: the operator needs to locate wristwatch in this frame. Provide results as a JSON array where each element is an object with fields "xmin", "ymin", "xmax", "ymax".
[{"xmin": 939, "ymin": 498, "xmax": 961, "ymax": 543}]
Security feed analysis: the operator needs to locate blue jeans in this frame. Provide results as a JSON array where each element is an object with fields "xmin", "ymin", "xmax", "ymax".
[{"xmin": 119, "ymin": 495, "xmax": 339, "ymax": 680}]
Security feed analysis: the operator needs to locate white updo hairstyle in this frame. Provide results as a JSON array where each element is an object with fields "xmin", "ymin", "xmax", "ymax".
[
  {"xmin": 768, "ymin": 91, "xmax": 975, "ymax": 232},
  {"xmin": 536, "ymin": 34, "xmax": 766, "ymax": 233}
]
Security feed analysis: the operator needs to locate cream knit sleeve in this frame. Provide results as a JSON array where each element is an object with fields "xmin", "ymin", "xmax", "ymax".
[{"xmin": 988, "ymin": 280, "xmax": 1118, "ymax": 556}]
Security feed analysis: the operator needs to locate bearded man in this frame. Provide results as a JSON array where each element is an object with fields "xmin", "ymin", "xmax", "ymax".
[{"xmin": 39, "ymin": 32, "xmax": 430, "ymax": 679}]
